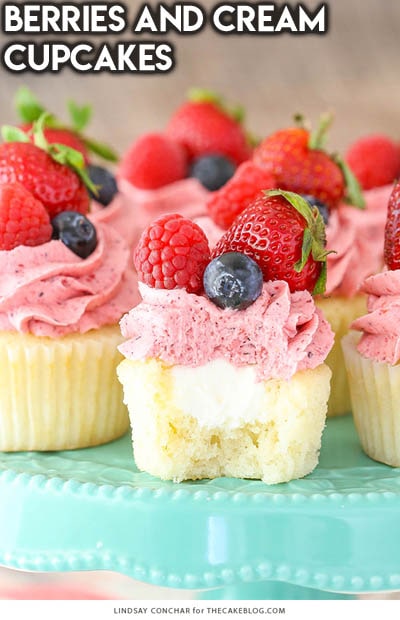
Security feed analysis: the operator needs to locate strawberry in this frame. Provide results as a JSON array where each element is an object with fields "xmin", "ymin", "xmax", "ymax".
[
  {"xmin": 206, "ymin": 161, "xmax": 276, "ymax": 229},
  {"xmin": 20, "ymin": 123, "xmax": 89, "ymax": 164},
  {"xmin": 254, "ymin": 115, "xmax": 364, "ymax": 210},
  {"xmin": 166, "ymin": 89, "xmax": 252, "ymax": 165},
  {"xmin": 345, "ymin": 134, "xmax": 400, "ymax": 190},
  {"xmin": 0, "ymin": 182, "xmax": 52, "ymax": 250},
  {"xmin": 118, "ymin": 133, "xmax": 187, "ymax": 189},
  {"xmin": 0, "ymin": 123, "xmax": 91, "ymax": 218},
  {"xmin": 384, "ymin": 180, "xmax": 400, "ymax": 270},
  {"xmin": 134, "ymin": 213, "xmax": 211, "ymax": 293},
  {"xmin": 212, "ymin": 190, "xmax": 328, "ymax": 294}
]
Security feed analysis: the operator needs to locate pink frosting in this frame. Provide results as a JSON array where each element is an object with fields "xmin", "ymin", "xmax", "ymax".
[
  {"xmin": 324, "ymin": 185, "xmax": 390, "ymax": 297},
  {"xmin": 119, "ymin": 281, "xmax": 334, "ymax": 382},
  {"xmin": 351, "ymin": 269, "xmax": 400, "ymax": 364},
  {"xmin": 117, "ymin": 177, "xmax": 209, "ymax": 247},
  {"xmin": 0, "ymin": 222, "xmax": 140, "ymax": 338},
  {"xmin": 193, "ymin": 215, "xmax": 225, "ymax": 249},
  {"xmin": 90, "ymin": 189, "xmax": 139, "ymax": 250}
]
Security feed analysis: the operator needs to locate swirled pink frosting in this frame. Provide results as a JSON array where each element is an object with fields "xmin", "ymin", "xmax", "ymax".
[
  {"xmin": 324, "ymin": 185, "xmax": 390, "ymax": 297},
  {"xmin": 0, "ymin": 221, "xmax": 139, "ymax": 337},
  {"xmin": 117, "ymin": 177, "xmax": 209, "ymax": 247},
  {"xmin": 90, "ymin": 189, "xmax": 139, "ymax": 250},
  {"xmin": 193, "ymin": 215, "xmax": 224, "ymax": 249},
  {"xmin": 351, "ymin": 269, "xmax": 400, "ymax": 364},
  {"xmin": 119, "ymin": 281, "xmax": 334, "ymax": 381}
]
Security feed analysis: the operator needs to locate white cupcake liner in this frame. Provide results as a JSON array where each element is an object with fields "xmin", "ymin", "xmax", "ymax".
[
  {"xmin": 0, "ymin": 326, "xmax": 129, "ymax": 451},
  {"xmin": 342, "ymin": 331, "xmax": 400, "ymax": 466}
]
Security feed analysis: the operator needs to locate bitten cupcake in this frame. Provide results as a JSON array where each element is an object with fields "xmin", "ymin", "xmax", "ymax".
[
  {"xmin": 342, "ymin": 180, "xmax": 400, "ymax": 466},
  {"xmin": 118, "ymin": 191, "xmax": 334, "ymax": 484},
  {"xmin": 0, "ymin": 130, "xmax": 138, "ymax": 451}
]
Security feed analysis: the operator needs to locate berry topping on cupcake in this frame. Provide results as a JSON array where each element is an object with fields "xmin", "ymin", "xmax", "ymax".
[
  {"xmin": 300, "ymin": 194, "xmax": 330, "ymax": 225},
  {"xmin": 87, "ymin": 164, "xmax": 118, "ymax": 206},
  {"xmin": 345, "ymin": 134, "xmax": 400, "ymax": 191},
  {"xmin": 206, "ymin": 113, "xmax": 364, "ymax": 231},
  {"xmin": 0, "ymin": 115, "xmax": 94, "ymax": 218},
  {"xmin": 119, "ymin": 133, "xmax": 187, "ymax": 190},
  {"xmin": 166, "ymin": 88, "xmax": 252, "ymax": 165},
  {"xmin": 15, "ymin": 86, "xmax": 118, "ymax": 165},
  {"xmin": 384, "ymin": 180, "xmax": 400, "ymax": 270},
  {"xmin": 189, "ymin": 154, "xmax": 235, "ymax": 191},
  {"xmin": 51, "ymin": 211, "xmax": 97, "ymax": 258},
  {"xmin": 203, "ymin": 252, "xmax": 263, "ymax": 310},
  {"xmin": 212, "ymin": 190, "xmax": 328, "ymax": 294},
  {"xmin": 134, "ymin": 213, "xmax": 210, "ymax": 293},
  {"xmin": 206, "ymin": 161, "xmax": 276, "ymax": 229},
  {"xmin": 254, "ymin": 114, "xmax": 364, "ymax": 210},
  {"xmin": 0, "ymin": 182, "xmax": 52, "ymax": 250}
]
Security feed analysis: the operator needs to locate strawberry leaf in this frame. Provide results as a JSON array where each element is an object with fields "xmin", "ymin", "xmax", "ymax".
[
  {"xmin": 334, "ymin": 154, "xmax": 365, "ymax": 209},
  {"xmin": 15, "ymin": 86, "xmax": 46, "ymax": 124},
  {"xmin": 83, "ymin": 136, "xmax": 119, "ymax": 162},
  {"xmin": 265, "ymin": 189, "xmax": 315, "ymax": 227},
  {"xmin": 68, "ymin": 100, "xmax": 92, "ymax": 133},
  {"xmin": 49, "ymin": 143, "xmax": 98, "ymax": 195},
  {"xmin": 1, "ymin": 125, "xmax": 30, "ymax": 143},
  {"xmin": 188, "ymin": 87, "xmax": 223, "ymax": 107}
]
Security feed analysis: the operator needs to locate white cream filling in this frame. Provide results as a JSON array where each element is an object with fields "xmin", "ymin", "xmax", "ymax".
[{"xmin": 170, "ymin": 358, "xmax": 268, "ymax": 430}]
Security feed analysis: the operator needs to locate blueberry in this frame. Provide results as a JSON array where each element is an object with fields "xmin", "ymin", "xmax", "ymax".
[
  {"xmin": 301, "ymin": 194, "xmax": 330, "ymax": 225},
  {"xmin": 52, "ymin": 211, "xmax": 97, "ymax": 259},
  {"xmin": 190, "ymin": 154, "xmax": 236, "ymax": 191},
  {"xmin": 203, "ymin": 252, "xmax": 263, "ymax": 310},
  {"xmin": 87, "ymin": 164, "xmax": 118, "ymax": 206}
]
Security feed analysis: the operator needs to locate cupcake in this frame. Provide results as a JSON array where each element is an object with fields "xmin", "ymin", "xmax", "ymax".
[
  {"xmin": 205, "ymin": 116, "xmax": 391, "ymax": 417},
  {"xmin": 0, "ymin": 133, "xmax": 139, "ymax": 451},
  {"xmin": 342, "ymin": 180, "xmax": 400, "ymax": 465},
  {"xmin": 117, "ymin": 192, "xmax": 334, "ymax": 484},
  {"xmin": 315, "ymin": 187, "xmax": 387, "ymax": 417}
]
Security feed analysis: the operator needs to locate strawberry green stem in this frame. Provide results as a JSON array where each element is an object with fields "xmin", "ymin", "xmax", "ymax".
[
  {"xmin": 334, "ymin": 154, "xmax": 365, "ymax": 209},
  {"xmin": 187, "ymin": 87, "xmax": 246, "ymax": 124},
  {"xmin": 308, "ymin": 113, "xmax": 333, "ymax": 151}
]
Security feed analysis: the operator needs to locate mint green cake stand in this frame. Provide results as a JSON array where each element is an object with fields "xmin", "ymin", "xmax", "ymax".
[{"xmin": 0, "ymin": 416, "xmax": 400, "ymax": 600}]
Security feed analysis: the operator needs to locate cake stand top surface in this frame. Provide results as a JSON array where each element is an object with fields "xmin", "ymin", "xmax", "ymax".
[{"xmin": 0, "ymin": 415, "xmax": 399, "ymax": 594}]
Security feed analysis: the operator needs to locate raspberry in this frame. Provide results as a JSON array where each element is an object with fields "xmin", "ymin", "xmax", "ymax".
[
  {"xmin": 134, "ymin": 213, "xmax": 211, "ymax": 293},
  {"xmin": 345, "ymin": 134, "xmax": 400, "ymax": 190},
  {"xmin": 206, "ymin": 162, "xmax": 276, "ymax": 229},
  {"xmin": 118, "ymin": 133, "xmax": 187, "ymax": 190},
  {"xmin": 0, "ymin": 182, "xmax": 52, "ymax": 250}
]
